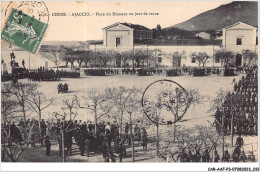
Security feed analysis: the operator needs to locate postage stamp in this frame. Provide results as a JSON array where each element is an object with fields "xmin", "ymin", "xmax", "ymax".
[{"xmin": 1, "ymin": 8, "xmax": 48, "ymax": 54}]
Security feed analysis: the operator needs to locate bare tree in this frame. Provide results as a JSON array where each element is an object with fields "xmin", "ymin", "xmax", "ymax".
[
  {"xmin": 1, "ymin": 91, "xmax": 19, "ymax": 126},
  {"xmin": 104, "ymin": 86, "xmax": 142, "ymax": 136},
  {"xmin": 62, "ymin": 96, "xmax": 78, "ymax": 121},
  {"xmin": 39, "ymin": 46, "xmax": 61, "ymax": 70},
  {"xmin": 27, "ymin": 92, "xmax": 54, "ymax": 140},
  {"xmin": 2, "ymin": 83, "xmax": 38, "ymax": 121},
  {"xmin": 159, "ymin": 125, "xmax": 221, "ymax": 162},
  {"xmin": 77, "ymin": 90, "xmax": 112, "ymax": 135}
]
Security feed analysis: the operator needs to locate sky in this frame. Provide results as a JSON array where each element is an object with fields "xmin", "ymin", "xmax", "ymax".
[{"xmin": 1, "ymin": 1, "xmax": 232, "ymax": 41}]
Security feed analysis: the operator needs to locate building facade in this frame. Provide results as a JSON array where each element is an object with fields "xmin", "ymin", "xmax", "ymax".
[
  {"xmin": 89, "ymin": 22, "xmax": 258, "ymax": 68},
  {"xmin": 222, "ymin": 21, "xmax": 258, "ymax": 66},
  {"xmin": 102, "ymin": 22, "xmax": 153, "ymax": 48}
]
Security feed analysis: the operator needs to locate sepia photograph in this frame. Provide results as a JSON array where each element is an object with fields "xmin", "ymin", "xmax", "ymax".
[{"xmin": 0, "ymin": 1, "xmax": 259, "ymax": 171}]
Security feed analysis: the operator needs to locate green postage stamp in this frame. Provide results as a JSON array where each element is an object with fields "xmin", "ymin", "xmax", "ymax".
[{"xmin": 1, "ymin": 8, "xmax": 48, "ymax": 54}]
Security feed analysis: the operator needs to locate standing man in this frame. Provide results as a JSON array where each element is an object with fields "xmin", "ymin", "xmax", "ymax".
[
  {"xmin": 22, "ymin": 59, "xmax": 25, "ymax": 68},
  {"xmin": 236, "ymin": 134, "xmax": 244, "ymax": 148},
  {"xmin": 45, "ymin": 136, "xmax": 51, "ymax": 156},
  {"xmin": 40, "ymin": 119, "xmax": 47, "ymax": 146}
]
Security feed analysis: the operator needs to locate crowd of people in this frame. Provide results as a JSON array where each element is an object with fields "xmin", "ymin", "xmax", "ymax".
[
  {"xmin": 166, "ymin": 69, "xmax": 181, "ymax": 76},
  {"xmin": 27, "ymin": 67, "xmax": 80, "ymax": 81},
  {"xmin": 2, "ymin": 118, "xmax": 148, "ymax": 162},
  {"xmin": 84, "ymin": 68, "xmax": 164, "ymax": 76},
  {"xmin": 214, "ymin": 65, "xmax": 258, "ymax": 136},
  {"xmin": 176, "ymin": 135, "xmax": 256, "ymax": 162},
  {"xmin": 2, "ymin": 67, "xmax": 80, "ymax": 83},
  {"xmin": 84, "ymin": 69, "xmax": 113, "ymax": 76}
]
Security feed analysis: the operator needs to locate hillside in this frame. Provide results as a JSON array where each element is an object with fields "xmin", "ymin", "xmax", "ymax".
[{"xmin": 171, "ymin": 1, "xmax": 258, "ymax": 31}]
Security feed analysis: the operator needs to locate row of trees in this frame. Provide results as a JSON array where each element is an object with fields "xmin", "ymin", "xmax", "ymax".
[{"xmin": 40, "ymin": 45, "xmax": 257, "ymax": 69}]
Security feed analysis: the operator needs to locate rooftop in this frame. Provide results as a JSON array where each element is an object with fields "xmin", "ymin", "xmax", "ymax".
[{"xmin": 120, "ymin": 22, "xmax": 151, "ymax": 31}]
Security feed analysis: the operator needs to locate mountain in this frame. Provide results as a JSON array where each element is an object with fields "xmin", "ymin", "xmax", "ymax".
[{"xmin": 171, "ymin": 1, "xmax": 258, "ymax": 31}]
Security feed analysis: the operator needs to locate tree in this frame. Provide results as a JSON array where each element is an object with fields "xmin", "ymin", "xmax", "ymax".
[
  {"xmin": 241, "ymin": 49, "xmax": 257, "ymax": 67},
  {"xmin": 166, "ymin": 51, "xmax": 186, "ymax": 67},
  {"xmin": 104, "ymin": 86, "xmax": 142, "ymax": 136},
  {"xmin": 208, "ymin": 88, "xmax": 230, "ymax": 113},
  {"xmin": 1, "ymin": 91, "xmax": 19, "ymax": 126},
  {"xmin": 134, "ymin": 49, "xmax": 148, "ymax": 67},
  {"xmin": 2, "ymin": 83, "xmax": 38, "ymax": 121},
  {"xmin": 27, "ymin": 91, "xmax": 54, "ymax": 139},
  {"xmin": 159, "ymin": 125, "xmax": 221, "ymax": 162},
  {"xmin": 215, "ymin": 49, "xmax": 235, "ymax": 67},
  {"xmin": 53, "ymin": 102, "xmax": 79, "ymax": 162},
  {"xmin": 63, "ymin": 47, "xmax": 76, "ymax": 69},
  {"xmin": 151, "ymin": 49, "xmax": 163, "ymax": 67},
  {"xmin": 121, "ymin": 50, "xmax": 132, "ymax": 67},
  {"xmin": 1, "ymin": 119, "xmax": 44, "ymax": 162},
  {"xmin": 1, "ymin": 84, "xmax": 52, "ymax": 162},
  {"xmin": 62, "ymin": 96, "xmax": 78, "ymax": 121},
  {"xmin": 77, "ymin": 89, "xmax": 111, "ymax": 135},
  {"xmin": 190, "ymin": 52, "xmax": 210, "ymax": 67},
  {"xmin": 73, "ymin": 51, "xmax": 88, "ymax": 68},
  {"xmin": 106, "ymin": 50, "xmax": 117, "ymax": 67},
  {"xmin": 83, "ymin": 50, "xmax": 92, "ymax": 68},
  {"xmin": 39, "ymin": 46, "xmax": 61, "ymax": 70},
  {"xmin": 95, "ymin": 50, "xmax": 107, "ymax": 68}
]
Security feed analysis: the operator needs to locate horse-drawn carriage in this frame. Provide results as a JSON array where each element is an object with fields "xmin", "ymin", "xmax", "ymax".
[{"xmin": 57, "ymin": 83, "xmax": 69, "ymax": 93}]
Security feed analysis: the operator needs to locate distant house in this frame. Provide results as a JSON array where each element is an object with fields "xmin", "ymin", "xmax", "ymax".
[
  {"xmin": 222, "ymin": 21, "xmax": 258, "ymax": 66},
  {"xmin": 102, "ymin": 22, "xmax": 153, "ymax": 47},
  {"xmin": 195, "ymin": 32, "xmax": 211, "ymax": 39},
  {"xmin": 222, "ymin": 21, "xmax": 257, "ymax": 49}
]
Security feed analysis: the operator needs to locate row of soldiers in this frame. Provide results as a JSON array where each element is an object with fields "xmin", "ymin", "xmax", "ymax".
[
  {"xmin": 214, "ymin": 66, "xmax": 258, "ymax": 136},
  {"xmin": 166, "ymin": 69, "xmax": 181, "ymax": 76},
  {"xmin": 27, "ymin": 69, "xmax": 80, "ymax": 81}
]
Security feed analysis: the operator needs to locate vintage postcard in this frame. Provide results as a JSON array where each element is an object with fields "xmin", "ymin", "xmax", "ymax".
[{"xmin": 1, "ymin": 1, "xmax": 259, "ymax": 171}]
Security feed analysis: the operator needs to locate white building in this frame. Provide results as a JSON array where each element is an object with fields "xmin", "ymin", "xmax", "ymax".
[
  {"xmin": 88, "ymin": 21, "xmax": 258, "ymax": 68},
  {"xmin": 222, "ymin": 21, "xmax": 258, "ymax": 66},
  {"xmin": 103, "ymin": 22, "xmax": 153, "ymax": 47}
]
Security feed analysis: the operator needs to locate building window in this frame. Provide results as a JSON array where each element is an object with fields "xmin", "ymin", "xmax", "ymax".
[
  {"xmin": 116, "ymin": 38, "xmax": 120, "ymax": 47},
  {"xmin": 256, "ymin": 37, "xmax": 258, "ymax": 45},
  {"xmin": 215, "ymin": 56, "xmax": 220, "ymax": 63},
  {"xmin": 191, "ymin": 57, "xmax": 196, "ymax": 63},
  {"xmin": 236, "ymin": 38, "xmax": 242, "ymax": 45}
]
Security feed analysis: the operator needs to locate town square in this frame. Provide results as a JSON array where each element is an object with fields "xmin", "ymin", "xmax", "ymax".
[{"xmin": 1, "ymin": 1, "xmax": 258, "ymax": 167}]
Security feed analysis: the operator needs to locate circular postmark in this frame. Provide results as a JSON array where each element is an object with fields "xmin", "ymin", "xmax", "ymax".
[
  {"xmin": 4, "ymin": 1, "xmax": 49, "ymax": 24},
  {"xmin": 141, "ymin": 79, "xmax": 191, "ymax": 125}
]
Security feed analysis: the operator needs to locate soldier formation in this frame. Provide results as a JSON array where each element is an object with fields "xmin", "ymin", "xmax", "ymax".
[
  {"xmin": 214, "ymin": 65, "xmax": 258, "ymax": 136},
  {"xmin": 27, "ymin": 67, "xmax": 80, "ymax": 81}
]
